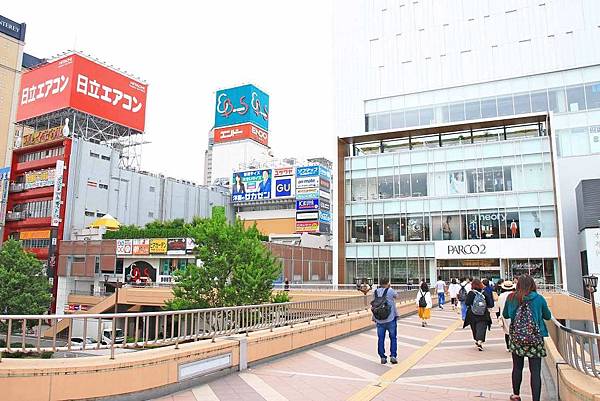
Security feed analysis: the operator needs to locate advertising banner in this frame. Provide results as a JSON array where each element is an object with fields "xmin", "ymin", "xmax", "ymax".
[
  {"xmin": 21, "ymin": 126, "xmax": 64, "ymax": 148},
  {"xmin": 149, "ymin": 238, "xmax": 167, "ymax": 254},
  {"xmin": 116, "ymin": 239, "xmax": 133, "ymax": 255},
  {"xmin": 296, "ymin": 191, "xmax": 320, "ymax": 200},
  {"xmin": 25, "ymin": 168, "xmax": 55, "ymax": 189},
  {"xmin": 231, "ymin": 169, "xmax": 272, "ymax": 202},
  {"xmin": 319, "ymin": 222, "xmax": 331, "ymax": 234},
  {"xmin": 132, "ymin": 239, "xmax": 150, "ymax": 255},
  {"xmin": 19, "ymin": 229, "xmax": 51, "ymax": 240},
  {"xmin": 319, "ymin": 177, "xmax": 331, "ymax": 191},
  {"xmin": 274, "ymin": 177, "xmax": 293, "ymax": 198},
  {"xmin": 50, "ymin": 160, "xmax": 64, "ymax": 227},
  {"xmin": 186, "ymin": 238, "xmax": 196, "ymax": 252},
  {"xmin": 296, "ymin": 211, "xmax": 319, "ymax": 221},
  {"xmin": 296, "ymin": 221, "xmax": 319, "ymax": 233},
  {"xmin": 296, "ymin": 199, "xmax": 319, "ymax": 210},
  {"xmin": 125, "ymin": 261, "xmax": 156, "ymax": 283},
  {"xmin": 319, "ymin": 166, "xmax": 332, "ymax": 179},
  {"xmin": 319, "ymin": 210, "xmax": 332, "ymax": 223},
  {"xmin": 296, "ymin": 166, "xmax": 319, "ymax": 177},
  {"xmin": 319, "ymin": 190, "xmax": 331, "ymax": 200},
  {"xmin": 296, "ymin": 176, "xmax": 319, "ymax": 189},
  {"xmin": 167, "ymin": 238, "xmax": 186, "ymax": 255},
  {"xmin": 215, "ymin": 84, "xmax": 269, "ymax": 131},
  {"xmin": 17, "ymin": 54, "xmax": 148, "ymax": 131},
  {"xmin": 274, "ymin": 167, "xmax": 294, "ymax": 177},
  {"xmin": 0, "ymin": 167, "xmax": 10, "ymax": 224},
  {"xmin": 319, "ymin": 198, "xmax": 330, "ymax": 211},
  {"xmin": 213, "ymin": 123, "xmax": 268, "ymax": 146}
]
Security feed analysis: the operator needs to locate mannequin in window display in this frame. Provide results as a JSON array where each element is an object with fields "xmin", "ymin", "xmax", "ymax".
[
  {"xmin": 493, "ymin": 171, "xmax": 504, "ymax": 191},
  {"xmin": 449, "ymin": 172, "xmax": 466, "ymax": 194},
  {"xmin": 442, "ymin": 216, "xmax": 453, "ymax": 240},
  {"xmin": 510, "ymin": 220, "xmax": 519, "ymax": 238},
  {"xmin": 469, "ymin": 219, "xmax": 479, "ymax": 239}
]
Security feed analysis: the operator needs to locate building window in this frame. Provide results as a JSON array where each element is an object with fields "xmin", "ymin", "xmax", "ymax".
[{"xmin": 95, "ymin": 256, "xmax": 100, "ymax": 274}]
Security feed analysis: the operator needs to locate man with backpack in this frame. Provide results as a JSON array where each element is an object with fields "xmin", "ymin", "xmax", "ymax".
[
  {"xmin": 371, "ymin": 277, "xmax": 398, "ymax": 365},
  {"xmin": 458, "ymin": 277, "xmax": 471, "ymax": 320}
]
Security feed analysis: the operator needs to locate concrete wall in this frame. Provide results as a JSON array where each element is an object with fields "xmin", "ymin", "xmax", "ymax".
[{"xmin": 63, "ymin": 138, "xmax": 233, "ymax": 239}]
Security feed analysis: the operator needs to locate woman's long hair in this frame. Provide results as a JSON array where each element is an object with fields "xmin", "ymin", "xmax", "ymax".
[
  {"xmin": 420, "ymin": 282, "xmax": 429, "ymax": 292},
  {"xmin": 509, "ymin": 274, "xmax": 536, "ymax": 304},
  {"xmin": 471, "ymin": 278, "xmax": 484, "ymax": 290}
]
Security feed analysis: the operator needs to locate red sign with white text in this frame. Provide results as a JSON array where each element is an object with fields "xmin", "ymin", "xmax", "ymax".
[
  {"xmin": 213, "ymin": 123, "xmax": 269, "ymax": 146},
  {"xmin": 17, "ymin": 54, "xmax": 148, "ymax": 131}
]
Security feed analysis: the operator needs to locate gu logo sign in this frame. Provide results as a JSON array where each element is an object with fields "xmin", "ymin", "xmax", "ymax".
[{"xmin": 275, "ymin": 178, "xmax": 293, "ymax": 198}]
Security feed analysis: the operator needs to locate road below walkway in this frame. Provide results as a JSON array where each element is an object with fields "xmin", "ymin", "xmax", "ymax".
[{"xmin": 152, "ymin": 307, "xmax": 555, "ymax": 401}]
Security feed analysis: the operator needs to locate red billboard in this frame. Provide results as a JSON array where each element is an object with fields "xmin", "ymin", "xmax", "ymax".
[
  {"xmin": 17, "ymin": 54, "xmax": 147, "ymax": 131},
  {"xmin": 213, "ymin": 123, "xmax": 268, "ymax": 146}
]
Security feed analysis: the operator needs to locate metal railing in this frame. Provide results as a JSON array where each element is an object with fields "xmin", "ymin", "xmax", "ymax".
[
  {"xmin": 552, "ymin": 317, "xmax": 600, "ymax": 378},
  {"xmin": 1, "ymin": 292, "xmax": 423, "ymax": 361},
  {"xmin": 272, "ymin": 283, "xmax": 424, "ymax": 292}
]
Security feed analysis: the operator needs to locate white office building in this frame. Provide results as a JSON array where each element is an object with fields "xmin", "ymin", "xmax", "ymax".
[{"xmin": 333, "ymin": 0, "xmax": 600, "ymax": 293}]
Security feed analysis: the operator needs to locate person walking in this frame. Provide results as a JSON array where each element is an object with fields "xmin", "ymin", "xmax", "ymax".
[
  {"xmin": 458, "ymin": 277, "xmax": 471, "ymax": 320},
  {"xmin": 448, "ymin": 278, "xmax": 461, "ymax": 311},
  {"xmin": 463, "ymin": 278, "xmax": 494, "ymax": 351},
  {"xmin": 371, "ymin": 277, "xmax": 398, "ymax": 365},
  {"xmin": 497, "ymin": 280, "xmax": 516, "ymax": 352},
  {"xmin": 435, "ymin": 276, "xmax": 446, "ymax": 309},
  {"xmin": 416, "ymin": 281, "xmax": 432, "ymax": 327},
  {"xmin": 503, "ymin": 274, "xmax": 551, "ymax": 401}
]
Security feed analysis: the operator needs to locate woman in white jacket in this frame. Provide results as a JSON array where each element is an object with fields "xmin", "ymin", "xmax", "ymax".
[
  {"xmin": 416, "ymin": 281, "xmax": 433, "ymax": 327},
  {"xmin": 497, "ymin": 280, "xmax": 516, "ymax": 351}
]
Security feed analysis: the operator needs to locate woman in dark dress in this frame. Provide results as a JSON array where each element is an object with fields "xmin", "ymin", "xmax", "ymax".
[{"xmin": 463, "ymin": 278, "xmax": 494, "ymax": 351}]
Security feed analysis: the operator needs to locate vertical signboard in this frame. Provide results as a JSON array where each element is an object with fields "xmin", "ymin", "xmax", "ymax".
[
  {"xmin": 0, "ymin": 167, "xmax": 10, "ymax": 225},
  {"xmin": 50, "ymin": 160, "xmax": 64, "ymax": 227},
  {"xmin": 273, "ymin": 167, "xmax": 294, "ymax": 199}
]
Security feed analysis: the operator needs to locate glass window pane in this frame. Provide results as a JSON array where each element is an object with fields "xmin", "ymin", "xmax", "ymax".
[
  {"xmin": 481, "ymin": 98, "xmax": 497, "ymax": 118},
  {"xmin": 548, "ymin": 88, "xmax": 567, "ymax": 113},
  {"xmin": 365, "ymin": 114, "xmax": 377, "ymax": 131},
  {"xmin": 384, "ymin": 216, "xmax": 401, "ymax": 241},
  {"xmin": 411, "ymin": 173, "xmax": 427, "ymax": 196},
  {"xmin": 378, "ymin": 175, "xmax": 394, "ymax": 199},
  {"xmin": 391, "ymin": 111, "xmax": 405, "ymax": 129},
  {"xmin": 566, "ymin": 85, "xmax": 585, "ymax": 112},
  {"xmin": 351, "ymin": 177, "xmax": 367, "ymax": 201},
  {"xmin": 449, "ymin": 102, "xmax": 465, "ymax": 122},
  {"xmin": 531, "ymin": 90, "xmax": 549, "ymax": 112},
  {"xmin": 382, "ymin": 138, "xmax": 410, "ymax": 153},
  {"xmin": 497, "ymin": 96, "xmax": 514, "ymax": 116},
  {"xmin": 376, "ymin": 113, "xmax": 391, "ymax": 130},
  {"xmin": 585, "ymin": 83, "xmax": 600, "ymax": 110},
  {"xmin": 398, "ymin": 174, "xmax": 411, "ymax": 197},
  {"xmin": 405, "ymin": 109, "xmax": 419, "ymax": 127},
  {"xmin": 514, "ymin": 93, "xmax": 531, "ymax": 114},
  {"xmin": 419, "ymin": 108, "xmax": 434, "ymax": 125},
  {"xmin": 407, "ymin": 217, "xmax": 425, "ymax": 241},
  {"xmin": 465, "ymin": 101, "xmax": 481, "ymax": 120}
]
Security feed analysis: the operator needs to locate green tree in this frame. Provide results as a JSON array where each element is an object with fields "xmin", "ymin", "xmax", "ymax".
[
  {"xmin": 166, "ymin": 213, "xmax": 282, "ymax": 310},
  {"xmin": 0, "ymin": 240, "xmax": 51, "ymax": 315}
]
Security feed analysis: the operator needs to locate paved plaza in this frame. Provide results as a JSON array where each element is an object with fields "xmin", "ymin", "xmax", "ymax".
[{"xmin": 153, "ymin": 308, "xmax": 555, "ymax": 401}]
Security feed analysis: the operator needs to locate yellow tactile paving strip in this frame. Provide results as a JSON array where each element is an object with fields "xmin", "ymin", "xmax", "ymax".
[{"xmin": 346, "ymin": 318, "xmax": 463, "ymax": 401}]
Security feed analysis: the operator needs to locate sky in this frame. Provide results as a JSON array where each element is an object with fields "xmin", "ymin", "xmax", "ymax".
[{"xmin": 4, "ymin": 1, "xmax": 335, "ymax": 183}]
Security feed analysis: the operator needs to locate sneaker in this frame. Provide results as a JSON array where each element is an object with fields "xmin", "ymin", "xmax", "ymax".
[
  {"xmin": 421, "ymin": 322, "xmax": 425, "ymax": 327},
  {"xmin": 476, "ymin": 340, "xmax": 483, "ymax": 351},
  {"xmin": 390, "ymin": 357, "xmax": 398, "ymax": 364},
  {"xmin": 380, "ymin": 357, "xmax": 387, "ymax": 364}
]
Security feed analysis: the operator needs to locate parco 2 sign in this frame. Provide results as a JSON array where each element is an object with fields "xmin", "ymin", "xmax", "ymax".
[{"xmin": 447, "ymin": 244, "xmax": 487, "ymax": 255}]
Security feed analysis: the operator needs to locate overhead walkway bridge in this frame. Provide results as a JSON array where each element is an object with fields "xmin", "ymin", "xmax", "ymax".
[{"xmin": 1, "ymin": 286, "xmax": 599, "ymax": 400}]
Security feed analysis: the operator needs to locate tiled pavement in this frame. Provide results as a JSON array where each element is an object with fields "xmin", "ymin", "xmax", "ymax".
[{"xmin": 152, "ymin": 307, "xmax": 555, "ymax": 401}]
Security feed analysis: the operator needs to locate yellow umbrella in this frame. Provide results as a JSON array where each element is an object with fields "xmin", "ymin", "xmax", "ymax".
[{"xmin": 89, "ymin": 213, "xmax": 121, "ymax": 230}]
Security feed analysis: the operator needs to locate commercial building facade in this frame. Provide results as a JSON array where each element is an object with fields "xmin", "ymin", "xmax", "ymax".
[{"xmin": 334, "ymin": 0, "xmax": 600, "ymax": 293}]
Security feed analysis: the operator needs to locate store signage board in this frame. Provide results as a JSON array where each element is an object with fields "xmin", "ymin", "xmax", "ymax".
[{"xmin": 434, "ymin": 238, "xmax": 559, "ymax": 260}]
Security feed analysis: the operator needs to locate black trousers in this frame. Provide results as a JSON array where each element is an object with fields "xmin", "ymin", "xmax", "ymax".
[
  {"xmin": 470, "ymin": 320, "xmax": 488, "ymax": 342},
  {"xmin": 512, "ymin": 353, "xmax": 542, "ymax": 401},
  {"xmin": 504, "ymin": 334, "xmax": 510, "ymax": 349}
]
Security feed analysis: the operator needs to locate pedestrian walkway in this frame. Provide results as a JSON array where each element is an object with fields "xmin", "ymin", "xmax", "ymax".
[{"xmin": 152, "ymin": 307, "xmax": 555, "ymax": 401}]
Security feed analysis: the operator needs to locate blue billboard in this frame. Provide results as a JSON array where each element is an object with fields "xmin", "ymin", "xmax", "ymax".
[
  {"xmin": 215, "ymin": 84, "xmax": 269, "ymax": 131},
  {"xmin": 296, "ymin": 199, "xmax": 319, "ymax": 211},
  {"xmin": 296, "ymin": 166, "xmax": 319, "ymax": 177}
]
